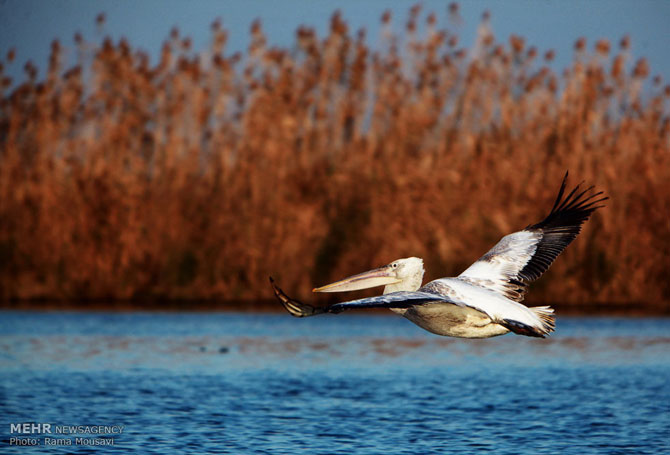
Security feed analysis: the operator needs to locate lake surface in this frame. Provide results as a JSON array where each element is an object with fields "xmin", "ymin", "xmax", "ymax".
[{"xmin": 1, "ymin": 311, "xmax": 669, "ymax": 454}]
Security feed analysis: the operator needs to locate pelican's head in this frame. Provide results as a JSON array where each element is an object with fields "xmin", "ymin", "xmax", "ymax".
[{"xmin": 313, "ymin": 257, "xmax": 425, "ymax": 294}]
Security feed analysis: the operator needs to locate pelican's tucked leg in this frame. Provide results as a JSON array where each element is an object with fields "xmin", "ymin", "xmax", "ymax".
[{"xmin": 499, "ymin": 318, "xmax": 547, "ymax": 338}]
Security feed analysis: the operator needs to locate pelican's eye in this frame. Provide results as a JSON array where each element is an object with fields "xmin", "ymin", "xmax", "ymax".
[{"xmin": 391, "ymin": 263, "xmax": 398, "ymax": 269}]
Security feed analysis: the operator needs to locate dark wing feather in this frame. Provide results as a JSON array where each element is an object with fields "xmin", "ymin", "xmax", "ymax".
[
  {"xmin": 518, "ymin": 172, "xmax": 608, "ymax": 282},
  {"xmin": 270, "ymin": 277, "xmax": 452, "ymax": 317},
  {"xmin": 458, "ymin": 172, "xmax": 607, "ymax": 302},
  {"xmin": 270, "ymin": 277, "xmax": 325, "ymax": 317}
]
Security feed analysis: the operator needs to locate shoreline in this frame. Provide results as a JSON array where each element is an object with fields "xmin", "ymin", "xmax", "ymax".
[{"xmin": 1, "ymin": 300, "xmax": 668, "ymax": 317}]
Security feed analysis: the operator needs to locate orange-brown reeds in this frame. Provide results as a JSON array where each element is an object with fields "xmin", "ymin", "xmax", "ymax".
[{"xmin": 0, "ymin": 8, "xmax": 669, "ymax": 311}]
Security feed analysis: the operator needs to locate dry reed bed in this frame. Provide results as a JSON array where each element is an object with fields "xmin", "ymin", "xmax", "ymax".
[{"xmin": 0, "ymin": 7, "xmax": 669, "ymax": 310}]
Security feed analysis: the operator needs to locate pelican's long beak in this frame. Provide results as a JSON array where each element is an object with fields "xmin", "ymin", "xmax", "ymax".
[{"xmin": 313, "ymin": 266, "xmax": 401, "ymax": 293}]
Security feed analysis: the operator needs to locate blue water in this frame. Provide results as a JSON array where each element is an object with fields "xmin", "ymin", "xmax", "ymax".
[{"xmin": 1, "ymin": 312, "xmax": 669, "ymax": 454}]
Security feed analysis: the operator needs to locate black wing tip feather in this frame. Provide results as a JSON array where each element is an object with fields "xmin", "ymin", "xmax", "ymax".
[
  {"xmin": 269, "ymin": 276, "xmax": 324, "ymax": 317},
  {"xmin": 549, "ymin": 170, "xmax": 570, "ymax": 214},
  {"xmin": 529, "ymin": 172, "xmax": 608, "ymax": 231}
]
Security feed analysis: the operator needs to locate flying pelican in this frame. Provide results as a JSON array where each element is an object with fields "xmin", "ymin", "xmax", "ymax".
[{"xmin": 270, "ymin": 173, "xmax": 606, "ymax": 338}]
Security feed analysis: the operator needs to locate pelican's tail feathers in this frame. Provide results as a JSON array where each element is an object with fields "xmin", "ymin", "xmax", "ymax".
[
  {"xmin": 531, "ymin": 306, "xmax": 556, "ymax": 334},
  {"xmin": 269, "ymin": 277, "xmax": 325, "ymax": 317}
]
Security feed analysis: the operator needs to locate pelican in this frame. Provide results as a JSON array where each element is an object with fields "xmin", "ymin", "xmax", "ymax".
[{"xmin": 270, "ymin": 173, "xmax": 606, "ymax": 338}]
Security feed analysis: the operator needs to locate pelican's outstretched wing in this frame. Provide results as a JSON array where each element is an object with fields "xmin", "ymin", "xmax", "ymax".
[
  {"xmin": 458, "ymin": 172, "xmax": 607, "ymax": 302},
  {"xmin": 270, "ymin": 277, "xmax": 451, "ymax": 317},
  {"xmin": 327, "ymin": 291, "xmax": 453, "ymax": 313}
]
